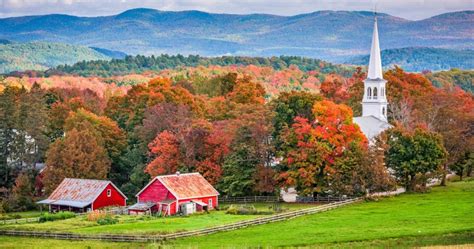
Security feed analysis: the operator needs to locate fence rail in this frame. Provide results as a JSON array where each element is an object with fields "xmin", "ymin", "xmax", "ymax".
[
  {"xmin": 0, "ymin": 198, "xmax": 361, "ymax": 242},
  {"xmin": 295, "ymin": 196, "xmax": 350, "ymax": 203},
  {"xmin": 220, "ymin": 196, "xmax": 281, "ymax": 203},
  {"xmin": 0, "ymin": 217, "xmax": 40, "ymax": 225}
]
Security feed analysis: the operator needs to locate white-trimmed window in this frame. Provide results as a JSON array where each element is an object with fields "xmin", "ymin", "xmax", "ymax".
[
  {"xmin": 367, "ymin": 87, "xmax": 372, "ymax": 99},
  {"xmin": 107, "ymin": 189, "xmax": 111, "ymax": 197},
  {"xmin": 208, "ymin": 199, "xmax": 213, "ymax": 208},
  {"xmin": 373, "ymin": 87, "xmax": 378, "ymax": 100}
]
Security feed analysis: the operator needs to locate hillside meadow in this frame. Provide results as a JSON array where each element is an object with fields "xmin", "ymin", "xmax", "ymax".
[{"xmin": 0, "ymin": 180, "xmax": 472, "ymax": 248}]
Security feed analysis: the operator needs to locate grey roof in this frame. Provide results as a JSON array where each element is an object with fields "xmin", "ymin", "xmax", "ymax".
[
  {"xmin": 353, "ymin": 115, "xmax": 391, "ymax": 141},
  {"xmin": 128, "ymin": 202, "xmax": 156, "ymax": 211},
  {"xmin": 37, "ymin": 199, "xmax": 91, "ymax": 208}
]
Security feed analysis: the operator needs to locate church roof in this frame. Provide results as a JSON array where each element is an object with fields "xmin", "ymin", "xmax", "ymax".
[
  {"xmin": 367, "ymin": 17, "xmax": 383, "ymax": 80},
  {"xmin": 353, "ymin": 115, "xmax": 391, "ymax": 141}
]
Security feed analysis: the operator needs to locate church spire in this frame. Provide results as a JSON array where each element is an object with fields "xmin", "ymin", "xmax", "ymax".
[{"xmin": 367, "ymin": 16, "xmax": 383, "ymax": 80}]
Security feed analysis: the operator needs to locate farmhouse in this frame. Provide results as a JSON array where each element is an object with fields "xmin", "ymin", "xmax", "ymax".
[
  {"xmin": 37, "ymin": 178, "xmax": 127, "ymax": 212},
  {"xmin": 129, "ymin": 172, "xmax": 219, "ymax": 216}
]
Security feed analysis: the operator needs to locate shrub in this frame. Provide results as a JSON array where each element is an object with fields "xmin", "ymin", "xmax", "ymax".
[
  {"xmin": 39, "ymin": 211, "xmax": 75, "ymax": 223},
  {"xmin": 96, "ymin": 216, "xmax": 118, "ymax": 225}
]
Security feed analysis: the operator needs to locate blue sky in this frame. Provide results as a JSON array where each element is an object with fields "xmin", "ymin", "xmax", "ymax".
[{"xmin": 0, "ymin": 0, "xmax": 472, "ymax": 19}]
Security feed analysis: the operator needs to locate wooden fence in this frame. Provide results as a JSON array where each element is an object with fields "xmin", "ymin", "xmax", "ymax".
[
  {"xmin": 295, "ymin": 196, "xmax": 350, "ymax": 203},
  {"xmin": 219, "ymin": 196, "xmax": 281, "ymax": 203},
  {"xmin": 0, "ymin": 217, "xmax": 40, "ymax": 225},
  {"xmin": 0, "ymin": 198, "xmax": 361, "ymax": 242}
]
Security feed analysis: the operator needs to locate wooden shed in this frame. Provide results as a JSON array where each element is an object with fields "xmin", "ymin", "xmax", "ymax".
[
  {"xmin": 129, "ymin": 172, "xmax": 219, "ymax": 216},
  {"xmin": 37, "ymin": 178, "xmax": 127, "ymax": 212}
]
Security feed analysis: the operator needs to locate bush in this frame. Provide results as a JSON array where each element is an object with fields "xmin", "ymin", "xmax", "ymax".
[
  {"xmin": 39, "ymin": 211, "xmax": 75, "ymax": 223},
  {"xmin": 96, "ymin": 216, "xmax": 118, "ymax": 225}
]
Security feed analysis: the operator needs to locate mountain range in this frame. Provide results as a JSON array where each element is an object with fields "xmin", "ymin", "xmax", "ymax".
[
  {"xmin": 347, "ymin": 47, "xmax": 474, "ymax": 72},
  {"xmin": 0, "ymin": 8, "xmax": 472, "ymax": 62}
]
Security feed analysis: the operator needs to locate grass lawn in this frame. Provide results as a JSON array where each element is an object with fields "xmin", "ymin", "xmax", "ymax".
[
  {"xmin": 171, "ymin": 180, "xmax": 474, "ymax": 248},
  {"xmin": 0, "ymin": 211, "xmax": 43, "ymax": 220},
  {"xmin": 0, "ymin": 236, "xmax": 150, "ymax": 249},
  {"xmin": 1, "ymin": 203, "xmax": 316, "ymax": 235}
]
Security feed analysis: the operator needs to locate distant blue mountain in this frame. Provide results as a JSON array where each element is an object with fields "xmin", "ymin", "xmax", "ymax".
[
  {"xmin": 90, "ymin": 47, "xmax": 127, "ymax": 59},
  {"xmin": 346, "ymin": 47, "xmax": 474, "ymax": 72},
  {"xmin": 0, "ymin": 9, "xmax": 472, "ymax": 62}
]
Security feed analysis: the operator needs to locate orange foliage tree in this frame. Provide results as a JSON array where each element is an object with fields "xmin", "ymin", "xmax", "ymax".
[{"xmin": 279, "ymin": 100, "xmax": 368, "ymax": 196}]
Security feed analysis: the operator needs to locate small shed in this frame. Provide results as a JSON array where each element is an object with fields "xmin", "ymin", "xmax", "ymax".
[
  {"xmin": 37, "ymin": 178, "xmax": 127, "ymax": 212},
  {"xmin": 132, "ymin": 172, "xmax": 219, "ymax": 216}
]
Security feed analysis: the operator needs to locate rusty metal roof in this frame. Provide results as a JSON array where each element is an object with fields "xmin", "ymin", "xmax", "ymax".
[
  {"xmin": 39, "ymin": 178, "xmax": 126, "ymax": 206},
  {"xmin": 140, "ymin": 173, "xmax": 219, "ymax": 199}
]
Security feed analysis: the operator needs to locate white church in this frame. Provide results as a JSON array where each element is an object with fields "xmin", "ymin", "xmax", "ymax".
[{"xmin": 353, "ymin": 17, "xmax": 391, "ymax": 141}]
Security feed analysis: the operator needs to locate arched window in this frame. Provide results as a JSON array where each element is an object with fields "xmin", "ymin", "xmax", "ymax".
[
  {"xmin": 382, "ymin": 107, "xmax": 386, "ymax": 116},
  {"xmin": 373, "ymin": 87, "xmax": 378, "ymax": 99},
  {"xmin": 367, "ymin": 87, "xmax": 372, "ymax": 99},
  {"xmin": 381, "ymin": 87, "xmax": 385, "ymax": 97}
]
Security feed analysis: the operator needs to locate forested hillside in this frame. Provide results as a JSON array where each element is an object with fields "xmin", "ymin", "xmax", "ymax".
[
  {"xmin": 0, "ymin": 9, "xmax": 472, "ymax": 60},
  {"xmin": 425, "ymin": 69, "xmax": 474, "ymax": 94},
  {"xmin": 50, "ymin": 55, "xmax": 355, "ymax": 77},
  {"xmin": 347, "ymin": 47, "xmax": 474, "ymax": 72},
  {"xmin": 0, "ymin": 42, "xmax": 111, "ymax": 73}
]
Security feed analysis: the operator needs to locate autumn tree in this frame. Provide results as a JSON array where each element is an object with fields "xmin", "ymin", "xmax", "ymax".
[
  {"xmin": 270, "ymin": 91, "xmax": 322, "ymax": 151},
  {"xmin": 278, "ymin": 100, "xmax": 368, "ymax": 196},
  {"xmin": 43, "ymin": 124, "xmax": 110, "ymax": 193},
  {"xmin": 64, "ymin": 109, "xmax": 127, "ymax": 185},
  {"xmin": 11, "ymin": 171, "xmax": 35, "ymax": 211},
  {"xmin": 386, "ymin": 127, "xmax": 447, "ymax": 192}
]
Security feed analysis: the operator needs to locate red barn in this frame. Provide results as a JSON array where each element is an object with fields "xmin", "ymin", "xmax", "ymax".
[
  {"xmin": 129, "ymin": 172, "xmax": 219, "ymax": 216},
  {"xmin": 37, "ymin": 178, "xmax": 127, "ymax": 212}
]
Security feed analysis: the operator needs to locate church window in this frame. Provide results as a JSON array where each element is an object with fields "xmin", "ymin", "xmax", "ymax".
[
  {"xmin": 373, "ymin": 87, "xmax": 378, "ymax": 99},
  {"xmin": 367, "ymin": 87, "xmax": 372, "ymax": 99},
  {"xmin": 382, "ymin": 107, "xmax": 386, "ymax": 116}
]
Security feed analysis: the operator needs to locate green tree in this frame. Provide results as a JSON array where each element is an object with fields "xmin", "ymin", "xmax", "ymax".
[
  {"xmin": 386, "ymin": 127, "xmax": 447, "ymax": 192},
  {"xmin": 218, "ymin": 127, "xmax": 260, "ymax": 196}
]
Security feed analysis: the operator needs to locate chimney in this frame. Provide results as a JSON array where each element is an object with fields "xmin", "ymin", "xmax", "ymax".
[{"xmin": 176, "ymin": 171, "xmax": 180, "ymax": 176}]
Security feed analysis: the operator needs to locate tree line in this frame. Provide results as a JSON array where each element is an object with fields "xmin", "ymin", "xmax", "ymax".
[
  {"xmin": 30, "ymin": 55, "xmax": 356, "ymax": 78},
  {"xmin": 0, "ymin": 66, "xmax": 472, "ymax": 212}
]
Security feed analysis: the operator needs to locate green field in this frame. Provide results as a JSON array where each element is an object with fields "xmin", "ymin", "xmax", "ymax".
[
  {"xmin": 1, "ymin": 203, "xmax": 315, "ymax": 235},
  {"xmin": 172, "ymin": 180, "xmax": 474, "ymax": 248},
  {"xmin": 0, "ymin": 181, "xmax": 472, "ymax": 248},
  {"xmin": 0, "ymin": 211, "xmax": 43, "ymax": 220}
]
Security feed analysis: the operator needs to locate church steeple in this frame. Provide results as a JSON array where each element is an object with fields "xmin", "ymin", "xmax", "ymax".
[
  {"xmin": 361, "ymin": 15, "xmax": 388, "ymax": 122},
  {"xmin": 367, "ymin": 17, "xmax": 383, "ymax": 80}
]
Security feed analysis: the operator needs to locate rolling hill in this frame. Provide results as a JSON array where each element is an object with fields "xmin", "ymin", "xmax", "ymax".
[
  {"xmin": 0, "ymin": 42, "xmax": 112, "ymax": 73},
  {"xmin": 346, "ymin": 47, "xmax": 474, "ymax": 72},
  {"xmin": 0, "ymin": 9, "xmax": 472, "ymax": 62}
]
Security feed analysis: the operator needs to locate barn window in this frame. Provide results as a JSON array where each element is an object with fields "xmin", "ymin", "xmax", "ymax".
[
  {"xmin": 367, "ymin": 87, "xmax": 372, "ymax": 99},
  {"xmin": 107, "ymin": 189, "xmax": 111, "ymax": 197},
  {"xmin": 208, "ymin": 199, "xmax": 213, "ymax": 208},
  {"xmin": 373, "ymin": 87, "xmax": 378, "ymax": 100}
]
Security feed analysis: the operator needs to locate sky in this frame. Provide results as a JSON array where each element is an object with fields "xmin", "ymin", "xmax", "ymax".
[{"xmin": 0, "ymin": 0, "xmax": 472, "ymax": 20}]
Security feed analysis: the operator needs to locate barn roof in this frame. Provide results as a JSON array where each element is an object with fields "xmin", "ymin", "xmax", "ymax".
[
  {"xmin": 37, "ymin": 178, "xmax": 127, "ymax": 208},
  {"xmin": 137, "ymin": 173, "xmax": 219, "ymax": 199}
]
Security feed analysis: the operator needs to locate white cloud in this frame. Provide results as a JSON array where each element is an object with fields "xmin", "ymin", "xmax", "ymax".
[{"xmin": 0, "ymin": 0, "xmax": 472, "ymax": 19}]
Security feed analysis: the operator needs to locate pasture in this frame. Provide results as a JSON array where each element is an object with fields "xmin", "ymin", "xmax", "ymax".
[{"xmin": 0, "ymin": 180, "xmax": 472, "ymax": 248}]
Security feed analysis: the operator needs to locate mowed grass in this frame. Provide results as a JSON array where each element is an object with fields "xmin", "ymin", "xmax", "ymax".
[
  {"xmin": 172, "ymin": 180, "xmax": 474, "ymax": 248},
  {"xmin": 1, "ymin": 203, "xmax": 316, "ymax": 235},
  {"xmin": 0, "ymin": 211, "xmax": 43, "ymax": 220},
  {"xmin": 0, "ymin": 236, "xmax": 150, "ymax": 249}
]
